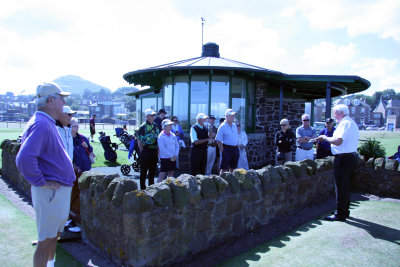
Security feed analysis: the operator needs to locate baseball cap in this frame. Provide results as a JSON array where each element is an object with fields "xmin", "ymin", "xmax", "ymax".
[
  {"xmin": 326, "ymin": 118, "xmax": 334, "ymax": 123},
  {"xmin": 161, "ymin": 119, "xmax": 174, "ymax": 128},
  {"xmin": 209, "ymin": 115, "xmax": 216, "ymax": 119},
  {"xmin": 36, "ymin": 82, "xmax": 70, "ymax": 98},
  {"xmin": 225, "ymin": 109, "xmax": 237, "ymax": 116},
  {"xmin": 63, "ymin": 106, "xmax": 77, "ymax": 114},
  {"xmin": 145, "ymin": 109, "xmax": 157, "ymax": 116},
  {"xmin": 158, "ymin": 109, "xmax": 167, "ymax": 114},
  {"xmin": 196, "ymin": 113, "xmax": 208, "ymax": 120}
]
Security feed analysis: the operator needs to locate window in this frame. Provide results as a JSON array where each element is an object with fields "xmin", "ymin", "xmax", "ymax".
[
  {"xmin": 141, "ymin": 97, "xmax": 157, "ymax": 122},
  {"xmin": 231, "ymin": 77, "xmax": 246, "ymax": 127},
  {"xmin": 136, "ymin": 99, "xmax": 141, "ymax": 125},
  {"xmin": 173, "ymin": 76, "xmax": 189, "ymax": 131},
  {"xmin": 163, "ymin": 77, "xmax": 172, "ymax": 116},
  {"xmin": 211, "ymin": 76, "xmax": 229, "ymax": 125},
  {"xmin": 190, "ymin": 76, "xmax": 209, "ymax": 125},
  {"xmin": 247, "ymin": 80, "xmax": 254, "ymax": 131},
  {"xmin": 361, "ymin": 107, "xmax": 365, "ymax": 115},
  {"xmin": 351, "ymin": 106, "xmax": 355, "ymax": 114}
]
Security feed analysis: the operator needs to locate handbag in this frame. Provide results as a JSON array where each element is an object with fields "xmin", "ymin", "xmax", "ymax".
[{"xmin": 88, "ymin": 153, "xmax": 96, "ymax": 164}]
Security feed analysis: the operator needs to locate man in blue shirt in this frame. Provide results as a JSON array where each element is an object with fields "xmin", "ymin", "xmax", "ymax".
[
  {"xmin": 216, "ymin": 109, "xmax": 240, "ymax": 174},
  {"xmin": 295, "ymin": 114, "xmax": 316, "ymax": 161},
  {"xmin": 316, "ymin": 118, "xmax": 335, "ymax": 159}
]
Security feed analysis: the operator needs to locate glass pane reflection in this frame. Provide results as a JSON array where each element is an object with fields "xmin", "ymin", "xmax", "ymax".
[
  {"xmin": 190, "ymin": 76, "xmax": 209, "ymax": 125},
  {"xmin": 164, "ymin": 77, "xmax": 172, "ymax": 116},
  {"xmin": 232, "ymin": 77, "xmax": 246, "ymax": 127},
  {"xmin": 173, "ymin": 76, "xmax": 189, "ymax": 131},
  {"xmin": 142, "ymin": 97, "xmax": 157, "ymax": 123},
  {"xmin": 211, "ymin": 76, "xmax": 229, "ymax": 126}
]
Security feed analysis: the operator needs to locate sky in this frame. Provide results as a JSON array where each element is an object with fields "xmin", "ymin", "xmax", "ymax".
[{"xmin": 0, "ymin": 0, "xmax": 399, "ymax": 96}]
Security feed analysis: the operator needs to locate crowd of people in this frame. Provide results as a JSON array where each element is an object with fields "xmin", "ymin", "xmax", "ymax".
[{"xmin": 14, "ymin": 81, "xmax": 370, "ymax": 266}]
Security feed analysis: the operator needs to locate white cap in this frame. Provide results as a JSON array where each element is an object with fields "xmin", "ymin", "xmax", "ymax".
[
  {"xmin": 161, "ymin": 119, "xmax": 174, "ymax": 128},
  {"xmin": 145, "ymin": 109, "xmax": 157, "ymax": 116},
  {"xmin": 196, "ymin": 113, "xmax": 208, "ymax": 120},
  {"xmin": 36, "ymin": 82, "xmax": 70, "ymax": 98},
  {"xmin": 225, "ymin": 109, "xmax": 237, "ymax": 116},
  {"xmin": 63, "ymin": 106, "xmax": 77, "ymax": 114}
]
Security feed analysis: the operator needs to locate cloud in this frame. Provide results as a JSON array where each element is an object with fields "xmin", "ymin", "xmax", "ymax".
[
  {"xmin": 293, "ymin": 0, "xmax": 400, "ymax": 43},
  {"xmin": 302, "ymin": 41, "xmax": 358, "ymax": 70},
  {"xmin": 351, "ymin": 57, "xmax": 400, "ymax": 93}
]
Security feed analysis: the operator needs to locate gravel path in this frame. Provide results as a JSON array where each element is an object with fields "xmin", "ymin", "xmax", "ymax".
[{"xmin": 2, "ymin": 173, "xmax": 399, "ymax": 267}]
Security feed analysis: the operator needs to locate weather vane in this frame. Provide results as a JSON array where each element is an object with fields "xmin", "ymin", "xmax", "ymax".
[{"xmin": 201, "ymin": 17, "xmax": 205, "ymax": 48}]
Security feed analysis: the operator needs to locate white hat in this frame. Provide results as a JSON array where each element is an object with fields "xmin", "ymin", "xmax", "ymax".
[
  {"xmin": 63, "ymin": 106, "xmax": 77, "ymax": 114},
  {"xmin": 161, "ymin": 119, "xmax": 174, "ymax": 128},
  {"xmin": 144, "ymin": 109, "xmax": 157, "ymax": 116},
  {"xmin": 225, "ymin": 109, "xmax": 237, "ymax": 116},
  {"xmin": 196, "ymin": 113, "xmax": 208, "ymax": 120},
  {"xmin": 36, "ymin": 82, "xmax": 70, "ymax": 98}
]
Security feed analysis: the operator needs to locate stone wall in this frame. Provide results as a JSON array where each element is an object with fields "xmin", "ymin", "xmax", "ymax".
[{"xmin": 77, "ymin": 157, "xmax": 336, "ymax": 266}]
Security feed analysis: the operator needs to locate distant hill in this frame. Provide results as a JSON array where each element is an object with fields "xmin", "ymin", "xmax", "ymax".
[
  {"xmin": 53, "ymin": 75, "xmax": 111, "ymax": 95},
  {"xmin": 112, "ymin": 86, "xmax": 139, "ymax": 96}
]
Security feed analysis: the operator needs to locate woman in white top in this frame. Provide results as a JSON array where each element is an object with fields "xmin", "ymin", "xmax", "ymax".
[
  {"xmin": 237, "ymin": 122, "xmax": 249, "ymax": 170},
  {"xmin": 157, "ymin": 119, "xmax": 180, "ymax": 182}
]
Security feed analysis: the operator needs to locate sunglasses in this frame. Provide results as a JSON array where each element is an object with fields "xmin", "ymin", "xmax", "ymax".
[
  {"xmin": 173, "ymin": 120, "xmax": 178, "ymax": 122},
  {"xmin": 303, "ymin": 119, "xmax": 310, "ymax": 121},
  {"xmin": 280, "ymin": 124, "xmax": 287, "ymax": 126}
]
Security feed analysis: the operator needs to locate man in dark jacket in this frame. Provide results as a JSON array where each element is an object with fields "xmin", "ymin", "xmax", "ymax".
[
  {"xmin": 190, "ymin": 113, "xmax": 210, "ymax": 175},
  {"xmin": 154, "ymin": 109, "xmax": 167, "ymax": 132},
  {"xmin": 316, "ymin": 118, "xmax": 335, "ymax": 159}
]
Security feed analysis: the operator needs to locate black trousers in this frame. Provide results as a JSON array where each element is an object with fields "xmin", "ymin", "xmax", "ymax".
[
  {"xmin": 190, "ymin": 147, "xmax": 207, "ymax": 175},
  {"xmin": 140, "ymin": 147, "xmax": 158, "ymax": 190},
  {"xmin": 333, "ymin": 153, "xmax": 357, "ymax": 217},
  {"xmin": 316, "ymin": 148, "xmax": 333, "ymax": 159}
]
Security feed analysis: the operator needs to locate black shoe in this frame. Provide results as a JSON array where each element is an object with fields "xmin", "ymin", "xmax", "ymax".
[
  {"xmin": 325, "ymin": 214, "xmax": 346, "ymax": 221},
  {"xmin": 330, "ymin": 211, "xmax": 350, "ymax": 218}
]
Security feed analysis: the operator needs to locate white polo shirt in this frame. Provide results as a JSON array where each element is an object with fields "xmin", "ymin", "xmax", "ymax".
[
  {"xmin": 331, "ymin": 116, "xmax": 359, "ymax": 155},
  {"xmin": 215, "ymin": 121, "xmax": 239, "ymax": 146}
]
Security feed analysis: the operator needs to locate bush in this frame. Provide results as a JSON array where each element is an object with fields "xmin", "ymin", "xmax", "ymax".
[{"xmin": 358, "ymin": 138, "xmax": 386, "ymax": 161}]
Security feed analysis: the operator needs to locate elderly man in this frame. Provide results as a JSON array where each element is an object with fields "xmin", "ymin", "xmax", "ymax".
[
  {"xmin": 137, "ymin": 109, "xmax": 159, "ymax": 189},
  {"xmin": 295, "ymin": 114, "xmax": 316, "ymax": 161},
  {"xmin": 216, "ymin": 109, "xmax": 240, "ymax": 174},
  {"xmin": 315, "ymin": 104, "xmax": 359, "ymax": 221},
  {"xmin": 16, "ymin": 82, "xmax": 75, "ymax": 267},
  {"xmin": 56, "ymin": 106, "xmax": 76, "ymax": 162},
  {"xmin": 206, "ymin": 115, "xmax": 218, "ymax": 175},
  {"xmin": 190, "ymin": 113, "xmax": 210, "ymax": 175},
  {"xmin": 316, "ymin": 118, "xmax": 335, "ymax": 159}
]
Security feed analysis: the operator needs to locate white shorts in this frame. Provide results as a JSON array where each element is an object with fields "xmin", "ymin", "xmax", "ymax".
[
  {"xmin": 31, "ymin": 185, "xmax": 72, "ymax": 241},
  {"xmin": 295, "ymin": 147, "xmax": 315, "ymax": 161}
]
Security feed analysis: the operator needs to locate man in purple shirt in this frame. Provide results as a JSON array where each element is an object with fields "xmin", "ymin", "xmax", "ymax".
[{"xmin": 16, "ymin": 82, "xmax": 75, "ymax": 267}]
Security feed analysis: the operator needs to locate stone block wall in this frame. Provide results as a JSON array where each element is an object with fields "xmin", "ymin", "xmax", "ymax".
[
  {"xmin": 78, "ymin": 157, "xmax": 336, "ymax": 266},
  {"xmin": 353, "ymin": 157, "xmax": 400, "ymax": 197},
  {"xmin": 1, "ymin": 139, "xmax": 31, "ymax": 197}
]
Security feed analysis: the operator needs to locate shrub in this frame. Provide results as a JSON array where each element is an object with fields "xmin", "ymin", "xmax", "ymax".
[{"xmin": 358, "ymin": 138, "xmax": 386, "ymax": 161}]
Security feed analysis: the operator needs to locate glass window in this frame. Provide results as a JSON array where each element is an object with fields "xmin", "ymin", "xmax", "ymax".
[
  {"xmin": 136, "ymin": 98, "xmax": 141, "ymax": 125},
  {"xmin": 211, "ymin": 76, "xmax": 229, "ymax": 125},
  {"xmin": 157, "ymin": 97, "xmax": 162, "ymax": 112},
  {"xmin": 190, "ymin": 76, "xmax": 209, "ymax": 125},
  {"xmin": 164, "ymin": 77, "xmax": 172, "ymax": 116},
  {"xmin": 231, "ymin": 77, "xmax": 246, "ymax": 127},
  {"xmin": 142, "ymin": 97, "xmax": 157, "ymax": 123},
  {"xmin": 173, "ymin": 76, "xmax": 189, "ymax": 131}
]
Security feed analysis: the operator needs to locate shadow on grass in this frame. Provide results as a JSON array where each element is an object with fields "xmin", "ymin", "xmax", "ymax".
[{"xmin": 346, "ymin": 217, "xmax": 400, "ymax": 245}]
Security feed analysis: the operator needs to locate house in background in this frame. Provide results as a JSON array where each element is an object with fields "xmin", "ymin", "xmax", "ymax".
[
  {"xmin": 372, "ymin": 97, "xmax": 387, "ymax": 127},
  {"xmin": 386, "ymin": 99, "xmax": 400, "ymax": 131},
  {"xmin": 332, "ymin": 98, "xmax": 371, "ymax": 126}
]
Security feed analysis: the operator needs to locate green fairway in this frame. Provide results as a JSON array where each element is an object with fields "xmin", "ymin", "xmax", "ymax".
[
  {"xmin": 0, "ymin": 194, "xmax": 81, "ymax": 267},
  {"xmin": 359, "ymin": 131, "xmax": 400, "ymax": 157},
  {"xmin": 219, "ymin": 200, "xmax": 400, "ymax": 267},
  {"xmin": 0, "ymin": 127, "xmax": 131, "ymax": 167}
]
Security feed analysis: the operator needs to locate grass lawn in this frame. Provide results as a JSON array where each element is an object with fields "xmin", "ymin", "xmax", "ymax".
[
  {"xmin": 0, "ymin": 128, "xmax": 130, "ymax": 167},
  {"xmin": 359, "ymin": 131, "xmax": 400, "ymax": 157}
]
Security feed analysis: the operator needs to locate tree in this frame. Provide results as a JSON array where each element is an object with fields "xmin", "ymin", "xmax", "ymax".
[{"xmin": 83, "ymin": 89, "xmax": 92, "ymax": 99}]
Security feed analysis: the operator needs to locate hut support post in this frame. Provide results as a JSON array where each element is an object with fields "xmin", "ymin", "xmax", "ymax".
[
  {"xmin": 279, "ymin": 85, "xmax": 284, "ymax": 120},
  {"xmin": 326, "ymin": 82, "xmax": 331, "ymax": 119}
]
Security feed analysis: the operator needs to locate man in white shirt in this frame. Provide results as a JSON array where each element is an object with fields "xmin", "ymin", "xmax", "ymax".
[
  {"xmin": 315, "ymin": 104, "xmax": 359, "ymax": 221},
  {"xmin": 56, "ymin": 106, "xmax": 76, "ymax": 162},
  {"xmin": 216, "ymin": 109, "xmax": 239, "ymax": 174}
]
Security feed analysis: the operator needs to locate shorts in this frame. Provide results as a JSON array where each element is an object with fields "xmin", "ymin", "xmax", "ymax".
[
  {"xmin": 221, "ymin": 145, "xmax": 239, "ymax": 170},
  {"xmin": 160, "ymin": 158, "xmax": 177, "ymax": 172},
  {"xmin": 90, "ymin": 128, "xmax": 96, "ymax": 135},
  {"xmin": 31, "ymin": 185, "xmax": 72, "ymax": 241}
]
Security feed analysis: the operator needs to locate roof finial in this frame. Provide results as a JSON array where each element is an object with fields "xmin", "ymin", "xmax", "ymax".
[{"xmin": 201, "ymin": 17, "xmax": 205, "ymax": 49}]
